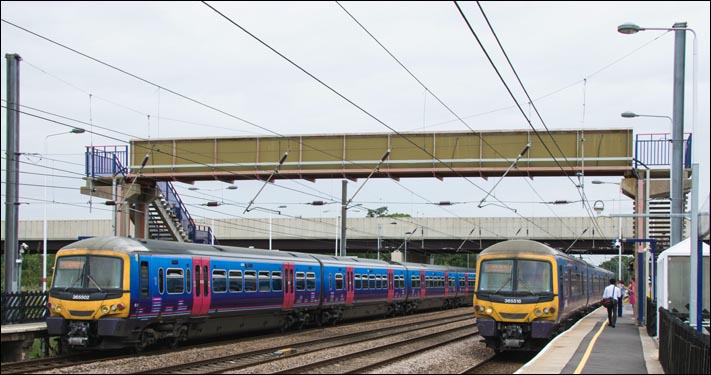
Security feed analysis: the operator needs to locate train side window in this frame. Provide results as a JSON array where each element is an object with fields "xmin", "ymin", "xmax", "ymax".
[
  {"xmin": 186, "ymin": 268, "xmax": 191, "ymax": 294},
  {"xmin": 140, "ymin": 261, "xmax": 149, "ymax": 298},
  {"xmin": 375, "ymin": 275, "xmax": 381, "ymax": 289},
  {"xmin": 158, "ymin": 268, "xmax": 165, "ymax": 294},
  {"xmin": 335, "ymin": 273, "xmax": 343, "ymax": 290},
  {"xmin": 362, "ymin": 274, "xmax": 368, "ymax": 290},
  {"xmin": 229, "ymin": 270, "xmax": 243, "ymax": 292},
  {"xmin": 399, "ymin": 275, "xmax": 405, "ymax": 289},
  {"xmin": 306, "ymin": 272, "xmax": 316, "ymax": 291},
  {"xmin": 195, "ymin": 265, "xmax": 201, "ymax": 297},
  {"xmin": 244, "ymin": 271, "xmax": 257, "ymax": 292},
  {"xmin": 354, "ymin": 274, "xmax": 361, "ymax": 290},
  {"xmin": 258, "ymin": 271, "xmax": 270, "ymax": 292},
  {"xmin": 368, "ymin": 274, "xmax": 375, "ymax": 289},
  {"xmin": 411, "ymin": 275, "xmax": 419, "ymax": 288},
  {"xmin": 212, "ymin": 270, "xmax": 227, "ymax": 293},
  {"xmin": 295, "ymin": 272, "xmax": 305, "ymax": 291},
  {"xmin": 167, "ymin": 268, "xmax": 184, "ymax": 294},
  {"xmin": 272, "ymin": 271, "xmax": 283, "ymax": 292}
]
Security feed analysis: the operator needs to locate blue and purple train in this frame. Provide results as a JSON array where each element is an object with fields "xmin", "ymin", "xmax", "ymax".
[
  {"xmin": 46, "ymin": 236, "xmax": 476, "ymax": 351},
  {"xmin": 473, "ymin": 240, "xmax": 614, "ymax": 351}
]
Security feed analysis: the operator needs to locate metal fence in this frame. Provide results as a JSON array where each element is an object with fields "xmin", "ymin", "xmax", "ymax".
[
  {"xmin": 658, "ymin": 307, "xmax": 710, "ymax": 374},
  {"xmin": 1, "ymin": 291, "xmax": 49, "ymax": 325}
]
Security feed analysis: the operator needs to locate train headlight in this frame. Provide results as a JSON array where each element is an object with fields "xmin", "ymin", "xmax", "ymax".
[
  {"xmin": 55, "ymin": 305, "xmax": 62, "ymax": 312},
  {"xmin": 110, "ymin": 305, "xmax": 117, "ymax": 312},
  {"xmin": 485, "ymin": 307, "xmax": 493, "ymax": 314},
  {"xmin": 543, "ymin": 307, "xmax": 550, "ymax": 314},
  {"xmin": 535, "ymin": 309, "xmax": 542, "ymax": 316},
  {"xmin": 101, "ymin": 306, "xmax": 109, "ymax": 313}
]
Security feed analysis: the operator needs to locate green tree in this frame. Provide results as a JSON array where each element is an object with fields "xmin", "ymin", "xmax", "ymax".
[
  {"xmin": 597, "ymin": 255, "xmax": 633, "ymax": 284},
  {"xmin": 366, "ymin": 206, "xmax": 411, "ymax": 218}
]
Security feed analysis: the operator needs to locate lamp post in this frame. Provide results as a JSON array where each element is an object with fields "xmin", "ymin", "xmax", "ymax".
[
  {"xmin": 377, "ymin": 221, "xmax": 397, "ymax": 261},
  {"xmin": 618, "ymin": 22, "xmax": 697, "ymax": 247},
  {"xmin": 592, "ymin": 180, "xmax": 624, "ymax": 280},
  {"xmin": 43, "ymin": 128, "xmax": 85, "ymax": 291}
]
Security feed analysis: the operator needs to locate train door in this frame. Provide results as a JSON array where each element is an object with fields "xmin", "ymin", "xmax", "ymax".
[
  {"xmin": 420, "ymin": 269, "xmax": 426, "ymax": 299},
  {"xmin": 387, "ymin": 269, "xmax": 394, "ymax": 302},
  {"xmin": 282, "ymin": 262, "xmax": 295, "ymax": 309},
  {"xmin": 444, "ymin": 271, "xmax": 449, "ymax": 298},
  {"xmin": 345, "ymin": 267, "xmax": 354, "ymax": 305},
  {"xmin": 191, "ymin": 257, "xmax": 211, "ymax": 315}
]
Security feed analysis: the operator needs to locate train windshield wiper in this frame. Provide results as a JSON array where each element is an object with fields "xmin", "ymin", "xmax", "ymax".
[
  {"xmin": 494, "ymin": 277, "xmax": 512, "ymax": 294},
  {"xmin": 86, "ymin": 274, "xmax": 103, "ymax": 292},
  {"xmin": 63, "ymin": 275, "xmax": 82, "ymax": 291},
  {"xmin": 516, "ymin": 276, "xmax": 538, "ymax": 296}
]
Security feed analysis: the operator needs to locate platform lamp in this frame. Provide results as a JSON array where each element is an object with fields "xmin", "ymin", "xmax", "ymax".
[
  {"xmin": 43, "ymin": 127, "xmax": 85, "ymax": 291},
  {"xmin": 592, "ymin": 180, "xmax": 623, "ymax": 281}
]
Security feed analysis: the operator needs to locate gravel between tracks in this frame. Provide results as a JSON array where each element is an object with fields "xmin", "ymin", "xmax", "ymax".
[{"xmin": 37, "ymin": 308, "xmax": 493, "ymax": 374}]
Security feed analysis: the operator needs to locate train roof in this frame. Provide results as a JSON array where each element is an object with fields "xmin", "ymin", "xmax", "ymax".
[
  {"xmin": 481, "ymin": 240, "xmax": 609, "ymax": 271},
  {"xmin": 481, "ymin": 240, "xmax": 561, "ymax": 256},
  {"xmin": 61, "ymin": 236, "xmax": 319, "ymax": 263}
]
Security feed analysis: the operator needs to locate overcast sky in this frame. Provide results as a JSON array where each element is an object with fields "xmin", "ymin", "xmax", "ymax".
[{"xmin": 2, "ymin": 1, "xmax": 709, "ymax": 254}]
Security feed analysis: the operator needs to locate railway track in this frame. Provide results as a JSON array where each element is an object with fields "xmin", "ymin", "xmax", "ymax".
[
  {"xmin": 0, "ymin": 350, "xmax": 132, "ymax": 374},
  {"xmin": 133, "ymin": 313, "xmax": 475, "ymax": 374},
  {"xmin": 274, "ymin": 324, "xmax": 479, "ymax": 374},
  {"xmin": 459, "ymin": 352, "xmax": 535, "ymax": 374}
]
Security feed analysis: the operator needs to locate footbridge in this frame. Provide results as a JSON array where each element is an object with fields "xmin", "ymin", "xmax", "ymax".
[{"xmin": 75, "ymin": 128, "xmax": 690, "ymax": 259}]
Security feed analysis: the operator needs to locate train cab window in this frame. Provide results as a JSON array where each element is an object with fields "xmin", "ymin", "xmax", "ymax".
[
  {"xmin": 167, "ymin": 268, "xmax": 184, "ymax": 294},
  {"xmin": 140, "ymin": 261, "xmax": 149, "ymax": 298},
  {"xmin": 244, "ymin": 271, "xmax": 257, "ymax": 292},
  {"xmin": 272, "ymin": 271, "xmax": 283, "ymax": 292},
  {"xmin": 158, "ymin": 268, "xmax": 165, "ymax": 294},
  {"xmin": 212, "ymin": 270, "xmax": 227, "ymax": 293},
  {"xmin": 229, "ymin": 270, "xmax": 243, "ymax": 292},
  {"xmin": 306, "ymin": 272, "xmax": 316, "ymax": 291},
  {"xmin": 186, "ymin": 268, "xmax": 191, "ymax": 294},
  {"xmin": 354, "ymin": 274, "xmax": 362, "ymax": 290},
  {"xmin": 335, "ymin": 273, "xmax": 344, "ymax": 290}
]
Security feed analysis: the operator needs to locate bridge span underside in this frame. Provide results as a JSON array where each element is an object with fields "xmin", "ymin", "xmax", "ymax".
[{"xmin": 127, "ymin": 128, "xmax": 633, "ymax": 182}]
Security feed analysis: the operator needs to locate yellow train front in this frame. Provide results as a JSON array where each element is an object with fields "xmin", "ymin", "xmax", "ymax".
[
  {"xmin": 46, "ymin": 245, "xmax": 131, "ymax": 349},
  {"xmin": 473, "ymin": 240, "xmax": 611, "ymax": 352}
]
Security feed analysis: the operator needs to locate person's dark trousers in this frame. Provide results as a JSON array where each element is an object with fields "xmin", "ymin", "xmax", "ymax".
[
  {"xmin": 618, "ymin": 296, "xmax": 623, "ymax": 316},
  {"xmin": 606, "ymin": 300, "xmax": 618, "ymax": 327}
]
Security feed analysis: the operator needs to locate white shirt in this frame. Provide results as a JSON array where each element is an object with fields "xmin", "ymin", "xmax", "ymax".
[{"xmin": 603, "ymin": 284, "xmax": 620, "ymax": 299}]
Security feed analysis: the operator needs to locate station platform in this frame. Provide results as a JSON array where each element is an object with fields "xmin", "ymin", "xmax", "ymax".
[
  {"xmin": 0, "ymin": 322, "xmax": 48, "ymax": 362},
  {"xmin": 516, "ymin": 304, "xmax": 664, "ymax": 374}
]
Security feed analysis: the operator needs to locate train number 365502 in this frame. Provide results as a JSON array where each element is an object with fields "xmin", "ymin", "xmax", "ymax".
[{"xmin": 504, "ymin": 298, "xmax": 522, "ymax": 304}]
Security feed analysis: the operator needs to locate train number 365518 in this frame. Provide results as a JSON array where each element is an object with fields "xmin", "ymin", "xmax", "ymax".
[{"xmin": 504, "ymin": 298, "xmax": 522, "ymax": 304}]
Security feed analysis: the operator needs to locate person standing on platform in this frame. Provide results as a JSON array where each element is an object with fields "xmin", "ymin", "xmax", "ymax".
[
  {"xmin": 629, "ymin": 277, "xmax": 637, "ymax": 321},
  {"xmin": 617, "ymin": 279, "xmax": 626, "ymax": 316},
  {"xmin": 603, "ymin": 278, "xmax": 620, "ymax": 327}
]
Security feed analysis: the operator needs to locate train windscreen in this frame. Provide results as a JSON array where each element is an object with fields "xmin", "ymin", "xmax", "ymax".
[
  {"xmin": 478, "ymin": 259, "xmax": 552, "ymax": 294},
  {"xmin": 52, "ymin": 255, "xmax": 123, "ymax": 290}
]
